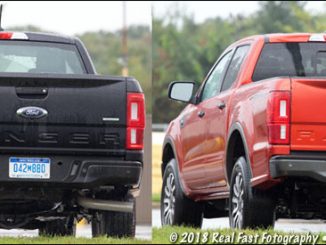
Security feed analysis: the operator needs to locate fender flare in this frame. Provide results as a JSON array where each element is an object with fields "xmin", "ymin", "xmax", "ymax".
[
  {"xmin": 226, "ymin": 122, "xmax": 253, "ymax": 183},
  {"xmin": 162, "ymin": 136, "xmax": 188, "ymax": 195}
]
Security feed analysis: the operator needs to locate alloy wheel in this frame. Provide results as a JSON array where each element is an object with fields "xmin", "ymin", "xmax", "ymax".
[
  {"xmin": 163, "ymin": 172, "xmax": 176, "ymax": 225},
  {"xmin": 231, "ymin": 172, "xmax": 244, "ymax": 228}
]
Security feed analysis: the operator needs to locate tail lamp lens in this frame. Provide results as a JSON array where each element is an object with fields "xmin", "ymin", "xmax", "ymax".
[
  {"xmin": 0, "ymin": 32, "xmax": 13, "ymax": 39},
  {"xmin": 0, "ymin": 32, "xmax": 28, "ymax": 40},
  {"xmin": 267, "ymin": 91, "xmax": 290, "ymax": 144},
  {"xmin": 126, "ymin": 93, "xmax": 145, "ymax": 150}
]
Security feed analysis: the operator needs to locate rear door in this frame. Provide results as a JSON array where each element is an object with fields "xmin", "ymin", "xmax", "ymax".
[{"xmin": 204, "ymin": 45, "xmax": 250, "ymax": 188}]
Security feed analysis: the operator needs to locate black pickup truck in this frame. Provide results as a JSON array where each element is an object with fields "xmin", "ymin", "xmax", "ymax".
[{"xmin": 0, "ymin": 31, "xmax": 145, "ymax": 237}]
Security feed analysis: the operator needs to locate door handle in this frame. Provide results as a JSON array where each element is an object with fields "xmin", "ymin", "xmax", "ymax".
[
  {"xmin": 180, "ymin": 118, "xmax": 185, "ymax": 128},
  {"xmin": 16, "ymin": 87, "xmax": 48, "ymax": 99},
  {"xmin": 217, "ymin": 101, "xmax": 226, "ymax": 110},
  {"xmin": 198, "ymin": 111, "xmax": 205, "ymax": 118}
]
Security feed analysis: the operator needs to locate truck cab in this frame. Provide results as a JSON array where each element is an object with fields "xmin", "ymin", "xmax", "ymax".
[{"xmin": 161, "ymin": 33, "xmax": 326, "ymax": 229}]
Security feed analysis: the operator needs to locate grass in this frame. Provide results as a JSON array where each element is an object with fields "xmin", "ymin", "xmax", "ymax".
[
  {"xmin": 153, "ymin": 226, "xmax": 326, "ymax": 244},
  {"xmin": 152, "ymin": 193, "xmax": 161, "ymax": 203},
  {"xmin": 0, "ymin": 236, "xmax": 150, "ymax": 244}
]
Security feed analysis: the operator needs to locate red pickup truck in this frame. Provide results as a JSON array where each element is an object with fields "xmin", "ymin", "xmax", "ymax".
[{"xmin": 161, "ymin": 33, "xmax": 326, "ymax": 229}]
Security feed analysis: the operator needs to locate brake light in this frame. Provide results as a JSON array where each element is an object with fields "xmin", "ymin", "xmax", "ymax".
[
  {"xmin": 267, "ymin": 91, "xmax": 290, "ymax": 144},
  {"xmin": 0, "ymin": 32, "xmax": 12, "ymax": 39},
  {"xmin": 0, "ymin": 32, "xmax": 28, "ymax": 40},
  {"xmin": 126, "ymin": 93, "xmax": 145, "ymax": 150}
]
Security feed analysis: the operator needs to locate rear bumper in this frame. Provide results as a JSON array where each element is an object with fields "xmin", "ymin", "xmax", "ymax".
[
  {"xmin": 0, "ymin": 153, "xmax": 143, "ymax": 189},
  {"xmin": 73, "ymin": 160, "xmax": 142, "ymax": 186},
  {"xmin": 270, "ymin": 154, "xmax": 326, "ymax": 182}
]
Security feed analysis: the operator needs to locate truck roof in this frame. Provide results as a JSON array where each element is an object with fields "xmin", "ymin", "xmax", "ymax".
[
  {"xmin": 236, "ymin": 33, "xmax": 326, "ymax": 44},
  {"xmin": 227, "ymin": 33, "xmax": 326, "ymax": 51},
  {"xmin": 265, "ymin": 33, "xmax": 326, "ymax": 43},
  {"xmin": 0, "ymin": 31, "xmax": 76, "ymax": 44}
]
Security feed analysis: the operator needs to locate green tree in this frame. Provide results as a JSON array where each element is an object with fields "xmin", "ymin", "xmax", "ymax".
[{"xmin": 256, "ymin": 1, "xmax": 312, "ymax": 33}]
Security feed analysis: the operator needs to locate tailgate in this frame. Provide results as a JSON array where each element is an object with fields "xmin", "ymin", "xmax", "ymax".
[
  {"xmin": 0, "ymin": 74, "xmax": 127, "ymax": 154},
  {"xmin": 291, "ymin": 78, "xmax": 326, "ymax": 151}
]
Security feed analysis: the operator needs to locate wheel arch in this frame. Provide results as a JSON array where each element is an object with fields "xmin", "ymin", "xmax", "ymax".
[
  {"xmin": 161, "ymin": 136, "xmax": 189, "ymax": 195},
  {"xmin": 161, "ymin": 136, "xmax": 176, "ymax": 178},
  {"xmin": 226, "ymin": 123, "xmax": 253, "ymax": 184}
]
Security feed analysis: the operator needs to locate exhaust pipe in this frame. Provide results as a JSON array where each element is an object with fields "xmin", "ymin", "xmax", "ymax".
[{"xmin": 77, "ymin": 196, "xmax": 133, "ymax": 213}]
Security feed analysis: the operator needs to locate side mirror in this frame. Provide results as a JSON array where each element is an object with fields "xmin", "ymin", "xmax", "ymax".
[{"xmin": 168, "ymin": 81, "xmax": 195, "ymax": 103}]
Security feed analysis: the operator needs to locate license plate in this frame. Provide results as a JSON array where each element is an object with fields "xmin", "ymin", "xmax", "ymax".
[{"xmin": 9, "ymin": 157, "xmax": 50, "ymax": 179}]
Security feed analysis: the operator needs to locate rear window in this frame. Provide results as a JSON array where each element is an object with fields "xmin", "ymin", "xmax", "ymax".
[
  {"xmin": 253, "ymin": 43, "xmax": 326, "ymax": 81},
  {"xmin": 0, "ymin": 41, "xmax": 86, "ymax": 74}
]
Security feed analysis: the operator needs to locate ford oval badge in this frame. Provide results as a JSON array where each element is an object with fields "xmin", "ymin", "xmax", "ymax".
[{"xmin": 16, "ymin": 106, "xmax": 48, "ymax": 119}]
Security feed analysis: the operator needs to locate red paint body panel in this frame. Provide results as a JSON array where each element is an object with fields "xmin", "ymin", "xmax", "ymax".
[
  {"xmin": 164, "ymin": 33, "xmax": 326, "ymax": 201},
  {"xmin": 291, "ymin": 79, "xmax": 326, "ymax": 151}
]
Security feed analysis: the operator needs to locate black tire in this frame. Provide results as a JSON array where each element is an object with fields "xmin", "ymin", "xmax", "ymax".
[
  {"xmin": 161, "ymin": 159, "xmax": 203, "ymax": 228},
  {"xmin": 229, "ymin": 156, "xmax": 275, "ymax": 229},
  {"xmin": 39, "ymin": 216, "xmax": 76, "ymax": 237},
  {"xmin": 92, "ymin": 194, "xmax": 136, "ymax": 238}
]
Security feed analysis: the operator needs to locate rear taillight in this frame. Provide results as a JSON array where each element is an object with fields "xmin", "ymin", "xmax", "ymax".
[
  {"xmin": 126, "ymin": 93, "xmax": 145, "ymax": 150},
  {"xmin": 0, "ymin": 32, "xmax": 28, "ymax": 40},
  {"xmin": 0, "ymin": 32, "xmax": 12, "ymax": 39},
  {"xmin": 267, "ymin": 91, "xmax": 290, "ymax": 144}
]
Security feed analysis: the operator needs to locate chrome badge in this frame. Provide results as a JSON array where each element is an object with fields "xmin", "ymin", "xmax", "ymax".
[{"xmin": 16, "ymin": 106, "xmax": 48, "ymax": 119}]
